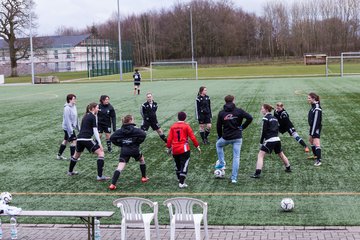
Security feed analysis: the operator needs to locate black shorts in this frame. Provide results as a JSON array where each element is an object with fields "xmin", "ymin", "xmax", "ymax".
[
  {"xmin": 76, "ymin": 140, "xmax": 100, "ymax": 153},
  {"xmin": 134, "ymin": 82, "xmax": 140, "ymax": 86},
  {"xmin": 287, "ymin": 127, "xmax": 296, "ymax": 136},
  {"xmin": 63, "ymin": 130, "xmax": 76, "ymax": 142},
  {"xmin": 173, "ymin": 151, "xmax": 190, "ymax": 162},
  {"xmin": 119, "ymin": 151, "xmax": 143, "ymax": 163},
  {"xmin": 198, "ymin": 114, "xmax": 211, "ymax": 124},
  {"xmin": 309, "ymin": 126, "xmax": 321, "ymax": 138},
  {"xmin": 141, "ymin": 120, "xmax": 160, "ymax": 131},
  {"xmin": 260, "ymin": 141, "xmax": 282, "ymax": 154},
  {"xmin": 98, "ymin": 125, "xmax": 111, "ymax": 134}
]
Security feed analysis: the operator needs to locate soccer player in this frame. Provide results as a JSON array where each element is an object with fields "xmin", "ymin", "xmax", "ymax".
[
  {"xmin": 133, "ymin": 69, "xmax": 141, "ymax": 95},
  {"xmin": 215, "ymin": 95, "xmax": 253, "ymax": 183},
  {"xmin": 166, "ymin": 112, "xmax": 201, "ymax": 188},
  {"xmin": 56, "ymin": 94, "xmax": 78, "ymax": 160},
  {"xmin": 98, "ymin": 95, "xmax": 116, "ymax": 153},
  {"xmin": 307, "ymin": 92, "xmax": 323, "ymax": 166},
  {"xmin": 251, "ymin": 104, "xmax": 291, "ymax": 178},
  {"xmin": 67, "ymin": 102, "xmax": 110, "ymax": 181},
  {"xmin": 195, "ymin": 86, "xmax": 212, "ymax": 144},
  {"xmin": 274, "ymin": 102, "xmax": 309, "ymax": 152},
  {"xmin": 140, "ymin": 92, "xmax": 167, "ymax": 143},
  {"xmin": 108, "ymin": 115, "xmax": 148, "ymax": 190}
]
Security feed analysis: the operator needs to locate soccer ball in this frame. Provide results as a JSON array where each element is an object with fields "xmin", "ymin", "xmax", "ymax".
[
  {"xmin": 214, "ymin": 169, "xmax": 225, "ymax": 178},
  {"xmin": 0, "ymin": 192, "xmax": 12, "ymax": 204},
  {"xmin": 280, "ymin": 198, "xmax": 294, "ymax": 211}
]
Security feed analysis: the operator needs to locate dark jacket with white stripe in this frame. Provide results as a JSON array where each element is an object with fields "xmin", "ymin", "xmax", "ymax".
[
  {"xmin": 274, "ymin": 109, "xmax": 294, "ymax": 134},
  {"xmin": 260, "ymin": 113, "xmax": 280, "ymax": 144},
  {"xmin": 308, "ymin": 102, "xmax": 322, "ymax": 135},
  {"xmin": 141, "ymin": 101, "xmax": 158, "ymax": 122},
  {"xmin": 195, "ymin": 94, "xmax": 212, "ymax": 119}
]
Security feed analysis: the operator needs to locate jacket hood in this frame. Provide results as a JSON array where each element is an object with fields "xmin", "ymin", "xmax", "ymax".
[
  {"xmin": 223, "ymin": 102, "xmax": 235, "ymax": 112},
  {"xmin": 64, "ymin": 102, "xmax": 75, "ymax": 108},
  {"xmin": 121, "ymin": 123, "xmax": 136, "ymax": 134}
]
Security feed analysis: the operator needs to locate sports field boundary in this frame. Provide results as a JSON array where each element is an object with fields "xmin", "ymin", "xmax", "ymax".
[{"xmin": 13, "ymin": 191, "xmax": 360, "ymax": 197}]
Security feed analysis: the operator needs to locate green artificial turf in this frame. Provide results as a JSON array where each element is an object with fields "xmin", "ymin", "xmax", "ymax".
[{"xmin": 1, "ymin": 76, "xmax": 360, "ymax": 225}]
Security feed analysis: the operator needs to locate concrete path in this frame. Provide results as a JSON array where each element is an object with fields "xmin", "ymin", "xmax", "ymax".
[{"xmin": 1, "ymin": 224, "xmax": 360, "ymax": 240}]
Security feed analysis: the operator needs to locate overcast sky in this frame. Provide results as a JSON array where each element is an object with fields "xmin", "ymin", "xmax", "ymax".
[{"xmin": 34, "ymin": 0, "xmax": 272, "ymax": 35}]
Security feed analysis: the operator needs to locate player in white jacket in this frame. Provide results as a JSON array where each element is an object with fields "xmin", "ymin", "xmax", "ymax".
[{"xmin": 56, "ymin": 94, "xmax": 78, "ymax": 160}]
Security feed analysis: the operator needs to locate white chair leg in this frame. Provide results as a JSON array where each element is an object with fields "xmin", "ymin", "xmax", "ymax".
[
  {"xmin": 155, "ymin": 217, "xmax": 160, "ymax": 240},
  {"xmin": 194, "ymin": 222, "xmax": 201, "ymax": 240},
  {"xmin": 121, "ymin": 222, "xmax": 126, "ymax": 240},
  {"xmin": 170, "ymin": 222, "xmax": 176, "ymax": 240},
  {"xmin": 144, "ymin": 222, "xmax": 151, "ymax": 240},
  {"xmin": 204, "ymin": 222, "xmax": 209, "ymax": 240}
]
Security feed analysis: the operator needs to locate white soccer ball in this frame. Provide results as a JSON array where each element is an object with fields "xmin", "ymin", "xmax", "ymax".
[
  {"xmin": 280, "ymin": 198, "xmax": 294, "ymax": 211},
  {"xmin": 214, "ymin": 169, "xmax": 225, "ymax": 178},
  {"xmin": 0, "ymin": 192, "xmax": 12, "ymax": 204}
]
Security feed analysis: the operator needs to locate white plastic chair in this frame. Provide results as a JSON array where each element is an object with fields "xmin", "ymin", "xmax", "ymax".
[
  {"xmin": 163, "ymin": 197, "xmax": 208, "ymax": 240},
  {"xmin": 113, "ymin": 197, "xmax": 160, "ymax": 240}
]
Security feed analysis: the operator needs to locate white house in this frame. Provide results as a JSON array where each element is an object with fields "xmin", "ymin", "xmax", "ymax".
[{"xmin": 0, "ymin": 34, "xmax": 115, "ymax": 75}]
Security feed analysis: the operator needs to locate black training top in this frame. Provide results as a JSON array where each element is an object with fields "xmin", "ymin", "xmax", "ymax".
[
  {"xmin": 77, "ymin": 113, "xmax": 97, "ymax": 139},
  {"xmin": 98, "ymin": 103, "xmax": 116, "ymax": 131},
  {"xmin": 274, "ymin": 109, "xmax": 294, "ymax": 134}
]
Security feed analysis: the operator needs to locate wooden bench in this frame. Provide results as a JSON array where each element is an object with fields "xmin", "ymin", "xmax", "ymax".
[{"xmin": 0, "ymin": 210, "xmax": 115, "ymax": 240}]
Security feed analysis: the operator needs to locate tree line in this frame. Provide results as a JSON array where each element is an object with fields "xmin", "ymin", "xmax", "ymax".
[
  {"xmin": 1, "ymin": 0, "xmax": 360, "ymax": 76},
  {"xmin": 87, "ymin": 0, "xmax": 360, "ymax": 65}
]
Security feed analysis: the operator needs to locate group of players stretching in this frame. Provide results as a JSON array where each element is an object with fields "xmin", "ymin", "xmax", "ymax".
[{"xmin": 57, "ymin": 87, "xmax": 322, "ymax": 190}]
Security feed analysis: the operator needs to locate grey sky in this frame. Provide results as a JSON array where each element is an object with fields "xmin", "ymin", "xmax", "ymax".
[{"xmin": 34, "ymin": 0, "xmax": 271, "ymax": 35}]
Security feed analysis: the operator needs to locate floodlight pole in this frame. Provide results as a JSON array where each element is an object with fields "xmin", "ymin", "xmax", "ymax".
[
  {"xmin": 189, "ymin": 5, "xmax": 194, "ymax": 68},
  {"xmin": 117, "ymin": 0, "xmax": 123, "ymax": 81},
  {"xmin": 30, "ymin": 10, "xmax": 35, "ymax": 84}
]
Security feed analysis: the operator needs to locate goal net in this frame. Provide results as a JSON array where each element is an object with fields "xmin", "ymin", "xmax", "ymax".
[
  {"xmin": 341, "ymin": 52, "xmax": 360, "ymax": 77},
  {"xmin": 150, "ymin": 61, "xmax": 198, "ymax": 81},
  {"xmin": 325, "ymin": 56, "xmax": 341, "ymax": 77}
]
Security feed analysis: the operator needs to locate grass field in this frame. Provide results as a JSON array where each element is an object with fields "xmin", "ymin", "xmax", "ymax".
[
  {"xmin": 1, "ymin": 76, "xmax": 360, "ymax": 226},
  {"xmin": 2, "ymin": 63, "xmax": 334, "ymax": 83}
]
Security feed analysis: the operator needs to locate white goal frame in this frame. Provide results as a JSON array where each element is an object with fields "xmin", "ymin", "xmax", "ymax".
[
  {"xmin": 150, "ymin": 61, "xmax": 198, "ymax": 81},
  {"xmin": 341, "ymin": 52, "xmax": 360, "ymax": 77}
]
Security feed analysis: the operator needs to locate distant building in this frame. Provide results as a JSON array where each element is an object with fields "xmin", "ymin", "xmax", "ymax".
[{"xmin": 0, "ymin": 34, "xmax": 133, "ymax": 76}]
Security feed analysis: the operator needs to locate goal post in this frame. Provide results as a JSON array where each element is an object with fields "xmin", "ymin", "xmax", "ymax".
[
  {"xmin": 341, "ymin": 52, "xmax": 360, "ymax": 77},
  {"xmin": 150, "ymin": 61, "xmax": 198, "ymax": 81}
]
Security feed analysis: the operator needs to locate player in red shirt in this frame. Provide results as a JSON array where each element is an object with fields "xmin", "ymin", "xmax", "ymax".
[{"xmin": 166, "ymin": 112, "xmax": 201, "ymax": 188}]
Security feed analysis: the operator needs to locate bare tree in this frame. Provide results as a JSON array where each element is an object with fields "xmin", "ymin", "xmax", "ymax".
[
  {"xmin": 55, "ymin": 26, "xmax": 84, "ymax": 36},
  {"xmin": 0, "ymin": 0, "xmax": 36, "ymax": 77}
]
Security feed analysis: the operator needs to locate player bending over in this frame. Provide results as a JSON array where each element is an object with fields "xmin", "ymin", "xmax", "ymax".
[
  {"xmin": 108, "ymin": 115, "xmax": 148, "ymax": 190},
  {"xmin": 274, "ymin": 102, "xmax": 309, "ymax": 152}
]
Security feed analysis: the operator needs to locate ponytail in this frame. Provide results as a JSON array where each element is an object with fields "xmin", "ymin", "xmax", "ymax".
[
  {"xmin": 263, "ymin": 104, "xmax": 274, "ymax": 112},
  {"xmin": 308, "ymin": 92, "xmax": 320, "ymax": 103}
]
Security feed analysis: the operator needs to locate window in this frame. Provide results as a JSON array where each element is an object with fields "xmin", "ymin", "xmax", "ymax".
[
  {"xmin": 54, "ymin": 50, "xmax": 58, "ymax": 59},
  {"xmin": 66, "ymin": 49, "xmax": 71, "ymax": 59},
  {"xmin": 55, "ymin": 62, "xmax": 59, "ymax": 72},
  {"xmin": 66, "ymin": 62, "xmax": 71, "ymax": 71}
]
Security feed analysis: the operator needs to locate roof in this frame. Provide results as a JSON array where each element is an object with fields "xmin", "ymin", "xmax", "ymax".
[{"xmin": 0, "ymin": 34, "xmax": 91, "ymax": 49}]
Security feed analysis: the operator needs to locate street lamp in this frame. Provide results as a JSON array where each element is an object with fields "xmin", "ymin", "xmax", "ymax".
[
  {"xmin": 189, "ymin": 5, "xmax": 194, "ymax": 67},
  {"xmin": 30, "ymin": 10, "xmax": 35, "ymax": 84},
  {"xmin": 117, "ymin": 0, "xmax": 123, "ymax": 81}
]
